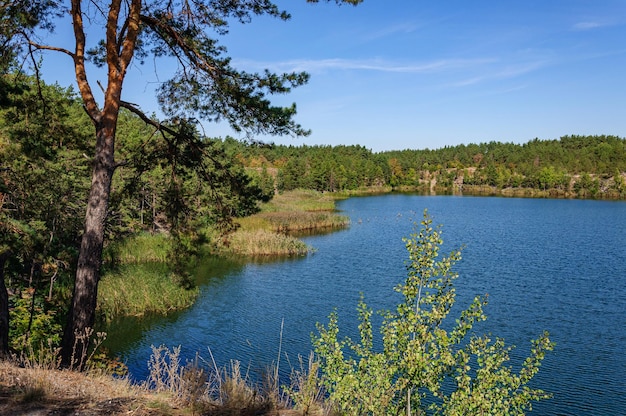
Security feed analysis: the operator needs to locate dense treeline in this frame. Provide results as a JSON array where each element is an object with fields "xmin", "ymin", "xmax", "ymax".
[
  {"xmin": 228, "ymin": 139, "xmax": 389, "ymax": 191},
  {"xmin": 227, "ymin": 135, "xmax": 626, "ymax": 198}
]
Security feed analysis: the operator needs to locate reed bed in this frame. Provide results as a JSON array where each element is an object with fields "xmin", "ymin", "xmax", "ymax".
[
  {"xmin": 218, "ymin": 190, "xmax": 349, "ymax": 256},
  {"xmin": 97, "ymin": 263, "xmax": 198, "ymax": 322},
  {"xmin": 223, "ymin": 229, "xmax": 309, "ymax": 256},
  {"xmin": 220, "ymin": 190, "xmax": 350, "ymax": 256},
  {"xmin": 260, "ymin": 211, "xmax": 349, "ymax": 233},
  {"xmin": 105, "ymin": 233, "xmax": 171, "ymax": 264},
  {"xmin": 335, "ymin": 185, "xmax": 392, "ymax": 196},
  {"xmin": 261, "ymin": 189, "xmax": 340, "ymax": 213}
]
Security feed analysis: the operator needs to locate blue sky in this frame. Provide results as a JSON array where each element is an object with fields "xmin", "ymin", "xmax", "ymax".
[{"xmin": 39, "ymin": 0, "xmax": 626, "ymax": 152}]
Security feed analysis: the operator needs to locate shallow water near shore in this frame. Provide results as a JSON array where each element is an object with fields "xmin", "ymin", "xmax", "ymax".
[{"xmin": 106, "ymin": 194, "xmax": 626, "ymax": 415}]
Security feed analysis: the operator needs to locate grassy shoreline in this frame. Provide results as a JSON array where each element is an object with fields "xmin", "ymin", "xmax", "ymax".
[
  {"xmin": 96, "ymin": 182, "xmax": 617, "ymax": 323},
  {"xmin": 97, "ymin": 189, "xmax": 349, "ymax": 322},
  {"xmin": 219, "ymin": 189, "xmax": 350, "ymax": 257}
]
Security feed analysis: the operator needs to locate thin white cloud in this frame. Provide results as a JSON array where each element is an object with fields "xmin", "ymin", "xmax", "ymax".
[
  {"xmin": 363, "ymin": 22, "xmax": 421, "ymax": 41},
  {"xmin": 572, "ymin": 20, "xmax": 613, "ymax": 31},
  {"xmin": 235, "ymin": 57, "xmax": 496, "ymax": 75},
  {"xmin": 496, "ymin": 61, "xmax": 549, "ymax": 78},
  {"xmin": 235, "ymin": 51, "xmax": 551, "ymax": 93},
  {"xmin": 450, "ymin": 60, "xmax": 549, "ymax": 88},
  {"xmin": 452, "ymin": 76, "xmax": 485, "ymax": 88}
]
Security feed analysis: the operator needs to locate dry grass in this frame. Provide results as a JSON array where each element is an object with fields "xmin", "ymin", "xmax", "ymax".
[
  {"xmin": 0, "ymin": 343, "xmax": 331, "ymax": 415},
  {"xmin": 0, "ymin": 359, "xmax": 158, "ymax": 416},
  {"xmin": 0, "ymin": 329, "xmax": 165, "ymax": 415},
  {"xmin": 285, "ymin": 353, "xmax": 333, "ymax": 416},
  {"xmin": 143, "ymin": 345, "xmax": 294, "ymax": 415}
]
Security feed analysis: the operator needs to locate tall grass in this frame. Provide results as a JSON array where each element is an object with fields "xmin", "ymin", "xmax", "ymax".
[
  {"xmin": 259, "ymin": 211, "xmax": 349, "ymax": 233},
  {"xmin": 97, "ymin": 263, "xmax": 198, "ymax": 322},
  {"xmin": 142, "ymin": 344, "xmax": 338, "ymax": 415},
  {"xmin": 261, "ymin": 189, "xmax": 340, "ymax": 213},
  {"xmin": 223, "ymin": 229, "xmax": 310, "ymax": 256},
  {"xmin": 105, "ymin": 232, "xmax": 171, "ymax": 264},
  {"xmin": 286, "ymin": 352, "xmax": 332, "ymax": 415},
  {"xmin": 145, "ymin": 345, "xmax": 283, "ymax": 414},
  {"xmin": 220, "ymin": 190, "xmax": 349, "ymax": 256}
]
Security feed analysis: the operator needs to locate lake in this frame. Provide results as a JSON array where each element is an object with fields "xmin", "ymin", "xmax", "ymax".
[{"xmin": 106, "ymin": 194, "xmax": 626, "ymax": 415}]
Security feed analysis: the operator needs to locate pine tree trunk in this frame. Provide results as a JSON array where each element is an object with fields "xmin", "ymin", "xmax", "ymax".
[
  {"xmin": 59, "ymin": 0, "xmax": 137, "ymax": 369},
  {"xmin": 60, "ymin": 122, "xmax": 116, "ymax": 369}
]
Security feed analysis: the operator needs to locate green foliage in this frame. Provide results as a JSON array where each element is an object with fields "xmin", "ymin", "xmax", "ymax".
[
  {"xmin": 0, "ymin": 1, "xmax": 60, "ymax": 69},
  {"xmin": 0, "ymin": 74, "xmax": 91, "ymax": 264},
  {"xmin": 0, "ymin": 74, "xmax": 91, "ymax": 355},
  {"xmin": 8, "ymin": 290, "xmax": 62, "ymax": 355},
  {"xmin": 224, "ymin": 142, "xmax": 389, "ymax": 192},
  {"xmin": 572, "ymin": 172, "xmax": 597, "ymax": 198},
  {"xmin": 314, "ymin": 211, "xmax": 554, "ymax": 415},
  {"xmin": 111, "ymin": 117, "xmax": 269, "ymax": 237},
  {"xmin": 247, "ymin": 166, "xmax": 276, "ymax": 202}
]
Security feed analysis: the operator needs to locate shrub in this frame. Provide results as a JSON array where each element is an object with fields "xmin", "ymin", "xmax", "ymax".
[{"xmin": 314, "ymin": 210, "xmax": 554, "ymax": 415}]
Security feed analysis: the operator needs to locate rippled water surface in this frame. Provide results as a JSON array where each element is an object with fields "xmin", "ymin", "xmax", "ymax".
[{"xmin": 107, "ymin": 195, "xmax": 626, "ymax": 415}]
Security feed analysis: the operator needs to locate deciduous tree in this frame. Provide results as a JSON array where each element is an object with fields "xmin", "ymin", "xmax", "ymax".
[{"xmin": 314, "ymin": 211, "xmax": 554, "ymax": 415}]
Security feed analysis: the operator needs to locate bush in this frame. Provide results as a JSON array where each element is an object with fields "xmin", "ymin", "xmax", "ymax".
[{"xmin": 313, "ymin": 210, "xmax": 554, "ymax": 415}]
